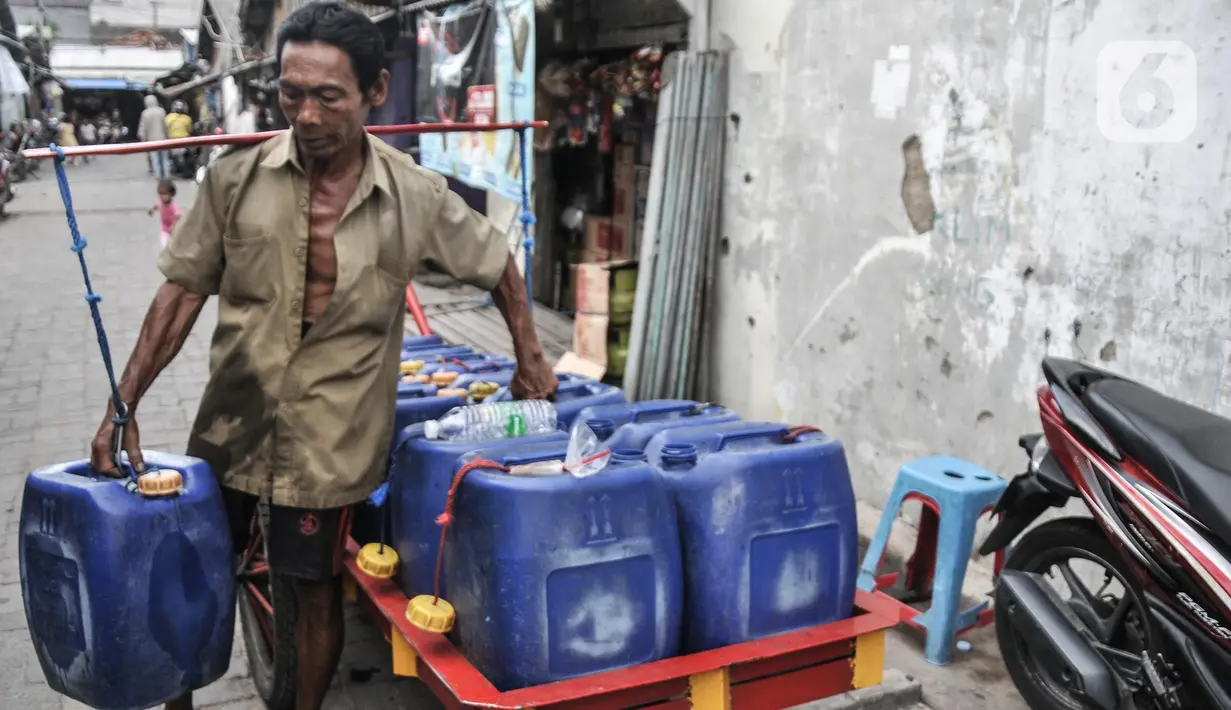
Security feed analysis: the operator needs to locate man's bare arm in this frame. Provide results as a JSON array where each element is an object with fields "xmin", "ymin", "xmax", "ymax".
[
  {"xmin": 90, "ymin": 281, "xmax": 207, "ymax": 475},
  {"xmin": 489, "ymin": 256, "xmax": 558, "ymax": 400}
]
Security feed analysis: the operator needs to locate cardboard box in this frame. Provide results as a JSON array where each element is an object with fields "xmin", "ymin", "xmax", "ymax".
[
  {"xmin": 572, "ymin": 313, "xmax": 610, "ymax": 367},
  {"xmin": 555, "ymin": 351, "xmax": 605, "ymax": 380},
  {"xmin": 614, "ymin": 143, "xmax": 636, "ymax": 183},
  {"xmin": 613, "ymin": 184, "xmax": 635, "ymax": 239},
  {"xmin": 579, "ymin": 248, "xmax": 609, "ymax": 264},
  {"xmin": 573, "ymin": 259, "xmax": 636, "ymax": 315},
  {"xmin": 584, "ymin": 216, "xmax": 632, "ymax": 260}
]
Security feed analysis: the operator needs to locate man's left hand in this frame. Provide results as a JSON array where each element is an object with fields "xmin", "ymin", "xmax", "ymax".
[{"xmin": 510, "ymin": 354, "xmax": 558, "ymax": 401}]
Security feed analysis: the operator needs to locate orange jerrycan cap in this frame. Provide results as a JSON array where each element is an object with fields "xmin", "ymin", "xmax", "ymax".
[
  {"xmin": 137, "ymin": 469, "xmax": 183, "ymax": 497},
  {"xmin": 437, "ymin": 388, "xmax": 468, "ymax": 398},
  {"xmin": 432, "ymin": 371, "xmax": 459, "ymax": 386},
  {"xmin": 356, "ymin": 543, "xmax": 399, "ymax": 580},
  {"xmin": 407, "ymin": 595, "xmax": 455, "ymax": 633}
]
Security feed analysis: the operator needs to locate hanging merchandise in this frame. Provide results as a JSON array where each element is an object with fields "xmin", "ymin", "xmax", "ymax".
[
  {"xmin": 624, "ymin": 52, "xmax": 729, "ymax": 401},
  {"xmin": 416, "ymin": 0, "xmax": 536, "ymax": 201}
]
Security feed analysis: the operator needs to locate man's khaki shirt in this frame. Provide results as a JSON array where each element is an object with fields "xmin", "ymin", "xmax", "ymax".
[{"xmin": 158, "ymin": 131, "xmax": 509, "ymax": 509}]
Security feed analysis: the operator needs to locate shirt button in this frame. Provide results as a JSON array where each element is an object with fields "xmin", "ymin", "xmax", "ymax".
[
  {"xmin": 299, "ymin": 197, "xmax": 308, "ymax": 208},
  {"xmin": 291, "ymin": 299, "xmax": 300, "ymax": 310},
  {"xmin": 295, "ymin": 246, "xmax": 304, "ymax": 257},
  {"xmin": 280, "ymin": 402, "xmax": 289, "ymax": 412}
]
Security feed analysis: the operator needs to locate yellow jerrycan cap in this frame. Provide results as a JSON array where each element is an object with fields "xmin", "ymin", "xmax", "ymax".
[
  {"xmin": 355, "ymin": 543, "xmax": 399, "ymax": 580},
  {"xmin": 468, "ymin": 381, "xmax": 500, "ymax": 401},
  {"xmin": 400, "ymin": 360, "xmax": 425, "ymax": 375},
  {"xmin": 407, "ymin": 595, "xmax": 455, "ymax": 633},
  {"xmin": 137, "ymin": 469, "xmax": 184, "ymax": 497}
]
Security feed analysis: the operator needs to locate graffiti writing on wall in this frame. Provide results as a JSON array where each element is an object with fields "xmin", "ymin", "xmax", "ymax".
[
  {"xmin": 933, "ymin": 208, "xmax": 1013, "ymax": 247},
  {"xmin": 922, "ymin": 272, "xmax": 998, "ymax": 309}
]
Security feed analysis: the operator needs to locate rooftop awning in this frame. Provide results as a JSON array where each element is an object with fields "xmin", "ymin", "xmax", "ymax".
[{"xmin": 64, "ymin": 77, "xmax": 147, "ymax": 91}]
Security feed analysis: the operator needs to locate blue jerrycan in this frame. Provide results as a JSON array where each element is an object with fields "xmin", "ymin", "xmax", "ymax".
[
  {"xmin": 452, "ymin": 371, "xmax": 589, "ymax": 390},
  {"xmin": 389, "ymin": 422, "xmax": 569, "ymax": 600},
  {"xmin": 445, "ymin": 443, "xmax": 683, "ymax": 691},
  {"xmin": 400, "ymin": 344, "xmax": 473, "ymax": 361},
  {"xmin": 353, "ymin": 384, "xmax": 466, "ymax": 548},
  {"xmin": 20, "ymin": 453, "xmax": 235, "ymax": 710},
  {"xmin": 644, "ymin": 421, "xmax": 859, "ymax": 653},
  {"xmin": 418, "ymin": 354, "xmax": 515, "ymax": 376},
  {"xmin": 402, "ymin": 334, "xmax": 443, "ymax": 350},
  {"xmin": 492, "ymin": 379, "xmax": 626, "ymax": 426},
  {"xmin": 574, "ymin": 400, "xmax": 740, "ymax": 450}
]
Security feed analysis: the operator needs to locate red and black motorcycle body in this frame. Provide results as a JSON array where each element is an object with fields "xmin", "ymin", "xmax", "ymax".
[{"xmin": 981, "ymin": 357, "xmax": 1231, "ymax": 709}]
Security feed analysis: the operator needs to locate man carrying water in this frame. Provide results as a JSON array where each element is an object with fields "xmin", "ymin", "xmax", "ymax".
[{"xmin": 88, "ymin": 3, "xmax": 558, "ymax": 709}]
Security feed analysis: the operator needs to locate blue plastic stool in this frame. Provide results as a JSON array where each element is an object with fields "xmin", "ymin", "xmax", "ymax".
[{"xmin": 857, "ymin": 455, "xmax": 1007, "ymax": 665}]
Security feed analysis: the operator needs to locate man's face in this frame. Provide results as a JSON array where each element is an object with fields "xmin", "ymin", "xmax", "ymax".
[{"xmin": 279, "ymin": 40, "xmax": 388, "ymax": 162}]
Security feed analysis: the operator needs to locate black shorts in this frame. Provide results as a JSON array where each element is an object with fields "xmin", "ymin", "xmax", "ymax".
[{"xmin": 223, "ymin": 487, "xmax": 353, "ymax": 581}]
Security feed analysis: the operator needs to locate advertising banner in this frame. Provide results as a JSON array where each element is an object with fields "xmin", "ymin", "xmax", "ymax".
[{"xmin": 416, "ymin": 0, "xmax": 535, "ymax": 203}]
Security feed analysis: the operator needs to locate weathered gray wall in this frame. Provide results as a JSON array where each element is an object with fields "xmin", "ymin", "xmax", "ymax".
[{"xmin": 704, "ymin": 0, "xmax": 1230, "ymax": 525}]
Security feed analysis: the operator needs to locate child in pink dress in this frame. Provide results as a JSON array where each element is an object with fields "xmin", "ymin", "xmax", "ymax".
[{"xmin": 149, "ymin": 180, "xmax": 182, "ymax": 249}]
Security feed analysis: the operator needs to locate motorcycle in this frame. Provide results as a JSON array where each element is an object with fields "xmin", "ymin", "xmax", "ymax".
[
  {"xmin": 980, "ymin": 357, "xmax": 1231, "ymax": 710},
  {"xmin": 195, "ymin": 128, "xmax": 227, "ymax": 185},
  {"xmin": 13, "ymin": 129, "xmax": 42, "ymax": 180},
  {"xmin": 0, "ymin": 153, "xmax": 14, "ymax": 217}
]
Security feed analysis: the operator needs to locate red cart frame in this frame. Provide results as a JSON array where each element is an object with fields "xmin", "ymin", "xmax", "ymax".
[
  {"xmin": 346, "ymin": 285, "xmax": 898, "ymax": 709},
  {"xmin": 343, "ymin": 540, "xmax": 897, "ymax": 710}
]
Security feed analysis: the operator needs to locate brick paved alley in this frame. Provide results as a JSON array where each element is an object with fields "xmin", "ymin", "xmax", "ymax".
[{"xmin": 0, "ymin": 155, "xmax": 441, "ymax": 709}]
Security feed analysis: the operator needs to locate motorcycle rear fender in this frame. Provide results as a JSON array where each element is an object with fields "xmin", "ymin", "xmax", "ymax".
[
  {"xmin": 978, "ymin": 450, "xmax": 1074, "ymax": 556},
  {"xmin": 998, "ymin": 569, "xmax": 1122, "ymax": 710}
]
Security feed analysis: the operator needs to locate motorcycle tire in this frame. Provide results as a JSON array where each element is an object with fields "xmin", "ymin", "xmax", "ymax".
[{"xmin": 996, "ymin": 517, "xmax": 1163, "ymax": 710}]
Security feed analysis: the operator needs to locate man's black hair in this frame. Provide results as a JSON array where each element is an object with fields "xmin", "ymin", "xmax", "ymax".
[{"xmin": 276, "ymin": 1, "xmax": 387, "ymax": 93}]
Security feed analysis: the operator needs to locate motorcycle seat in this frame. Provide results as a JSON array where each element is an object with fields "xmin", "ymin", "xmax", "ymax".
[{"xmin": 1084, "ymin": 376, "xmax": 1231, "ymax": 545}]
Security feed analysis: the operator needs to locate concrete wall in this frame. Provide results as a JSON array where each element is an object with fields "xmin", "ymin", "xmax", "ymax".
[
  {"xmin": 13, "ymin": 6, "xmax": 91, "ymax": 45},
  {"xmin": 703, "ymin": 0, "xmax": 1230, "ymax": 525}
]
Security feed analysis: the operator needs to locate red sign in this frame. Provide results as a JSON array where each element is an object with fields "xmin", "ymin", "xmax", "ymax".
[{"xmin": 465, "ymin": 85, "xmax": 496, "ymax": 123}]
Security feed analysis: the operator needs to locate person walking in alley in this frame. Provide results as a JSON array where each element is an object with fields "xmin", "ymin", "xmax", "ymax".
[
  {"xmin": 87, "ymin": 3, "xmax": 558, "ymax": 709},
  {"xmin": 148, "ymin": 179, "xmax": 181, "ymax": 250},
  {"xmin": 138, "ymin": 95, "xmax": 169, "ymax": 178},
  {"xmin": 78, "ymin": 118, "xmax": 96, "ymax": 163},
  {"xmin": 55, "ymin": 114, "xmax": 78, "ymax": 166}
]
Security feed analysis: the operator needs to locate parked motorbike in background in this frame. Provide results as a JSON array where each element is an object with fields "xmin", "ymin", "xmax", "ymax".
[
  {"xmin": 980, "ymin": 357, "xmax": 1231, "ymax": 710},
  {"xmin": 0, "ymin": 153, "xmax": 14, "ymax": 217},
  {"xmin": 195, "ymin": 130, "xmax": 226, "ymax": 185}
]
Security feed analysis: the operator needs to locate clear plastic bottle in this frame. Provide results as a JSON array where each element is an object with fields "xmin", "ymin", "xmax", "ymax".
[{"xmin": 422, "ymin": 400, "xmax": 558, "ymax": 442}]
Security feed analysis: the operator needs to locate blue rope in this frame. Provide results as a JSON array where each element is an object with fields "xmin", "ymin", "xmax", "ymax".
[
  {"xmin": 517, "ymin": 124, "xmax": 536, "ymax": 312},
  {"xmin": 51, "ymin": 145, "xmax": 132, "ymax": 472}
]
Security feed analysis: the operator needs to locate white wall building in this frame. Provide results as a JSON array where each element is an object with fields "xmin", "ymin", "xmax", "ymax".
[{"xmin": 687, "ymin": 1, "xmax": 1228, "ymax": 547}]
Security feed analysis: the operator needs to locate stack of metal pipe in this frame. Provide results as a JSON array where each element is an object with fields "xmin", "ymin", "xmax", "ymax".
[{"xmin": 623, "ymin": 51, "xmax": 729, "ymax": 402}]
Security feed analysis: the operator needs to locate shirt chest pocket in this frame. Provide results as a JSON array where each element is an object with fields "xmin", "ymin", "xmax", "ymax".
[
  {"xmin": 221, "ymin": 222, "xmax": 277, "ymax": 305},
  {"xmin": 334, "ymin": 204, "xmax": 407, "ymax": 334}
]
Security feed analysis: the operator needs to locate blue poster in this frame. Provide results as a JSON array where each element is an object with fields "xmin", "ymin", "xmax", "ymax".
[{"xmin": 416, "ymin": 0, "xmax": 535, "ymax": 204}]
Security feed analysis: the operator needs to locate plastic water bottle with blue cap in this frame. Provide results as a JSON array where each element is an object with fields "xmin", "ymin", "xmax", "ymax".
[{"xmin": 423, "ymin": 399, "xmax": 557, "ymax": 442}]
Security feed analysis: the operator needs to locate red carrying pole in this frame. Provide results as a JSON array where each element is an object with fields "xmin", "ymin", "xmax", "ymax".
[
  {"xmin": 22, "ymin": 120, "xmax": 549, "ymax": 160},
  {"xmin": 405, "ymin": 284, "xmax": 432, "ymax": 336}
]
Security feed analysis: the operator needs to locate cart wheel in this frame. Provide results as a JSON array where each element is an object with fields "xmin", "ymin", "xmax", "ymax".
[{"xmin": 237, "ymin": 501, "xmax": 298, "ymax": 710}]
